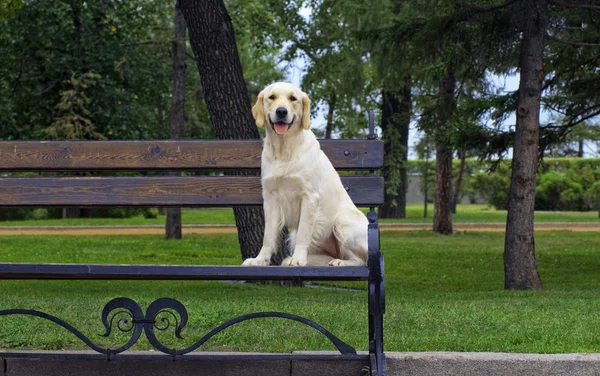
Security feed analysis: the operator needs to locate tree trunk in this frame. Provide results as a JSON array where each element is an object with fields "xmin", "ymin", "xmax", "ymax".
[
  {"xmin": 433, "ymin": 144, "xmax": 453, "ymax": 233},
  {"xmin": 166, "ymin": 0, "xmax": 186, "ymax": 240},
  {"xmin": 379, "ymin": 82, "xmax": 411, "ymax": 219},
  {"xmin": 69, "ymin": 0, "xmax": 85, "ymax": 71},
  {"xmin": 451, "ymin": 149, "xmax": 467, "ymax": 214},
  {"xmin": 325, "ymin": 90, "xmax": 336, "ymax": 139},
  {"xmin": 503, "ymin": 0, "xmax": 545, "ymax": 290},
  {"xmin": 180, "ymin": 0, "xmax": 288, "ymax": 263},
  {"xmin": 577, "ymin": 139, "xmax": 584, "ymax": 158},
  {"xmin": 433, "ymin": 72, "xmax": 455, "ymax": 234}
]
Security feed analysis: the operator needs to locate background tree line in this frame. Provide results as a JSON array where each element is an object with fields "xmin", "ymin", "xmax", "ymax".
[{"xmin": 1, "ymin": 0, "xmax": 599, "ymax": 289}]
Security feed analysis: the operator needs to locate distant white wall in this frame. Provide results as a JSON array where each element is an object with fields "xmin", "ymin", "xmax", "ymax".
[{"xmin": 407, "ymin": 173, "xmax": 484, "ymax": 204}]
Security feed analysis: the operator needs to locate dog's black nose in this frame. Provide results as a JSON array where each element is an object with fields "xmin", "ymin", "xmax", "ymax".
[{"xmin": 275, "ymin": 107, "xmax": 288, "ymax": 118}]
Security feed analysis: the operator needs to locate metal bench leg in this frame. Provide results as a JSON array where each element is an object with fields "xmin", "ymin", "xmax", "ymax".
[{"xmin": 367, "ymin": 208, "xmax": 386, "ymax": 376}]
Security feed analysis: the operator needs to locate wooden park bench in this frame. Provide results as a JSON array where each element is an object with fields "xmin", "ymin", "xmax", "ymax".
[{"xmin": 0, "ymin": 116, "xmax": 386, "ymax": 376}]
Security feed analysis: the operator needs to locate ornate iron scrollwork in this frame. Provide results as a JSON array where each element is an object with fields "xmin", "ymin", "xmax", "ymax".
[{"xmin": 0, "ymin": 297, "xmax": 356, "ymax": 359}]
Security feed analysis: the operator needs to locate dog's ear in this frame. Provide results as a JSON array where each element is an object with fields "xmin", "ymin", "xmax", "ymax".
[
  {"xmin": 252, "ymin": 91, "xmax": 265, "ymax": 127},
  {"xmin": 302, "ymin": 92, "xmax": 311, "ymax": 130}
]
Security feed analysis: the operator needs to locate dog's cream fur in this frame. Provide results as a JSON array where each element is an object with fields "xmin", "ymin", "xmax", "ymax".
[{"xmin": 242, "ymin": 82, "xmax": 368, "ymax": 267}]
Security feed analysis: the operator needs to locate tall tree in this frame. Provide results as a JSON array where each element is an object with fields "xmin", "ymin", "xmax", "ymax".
[
  {"xmin": 374, "ymin": 1, "xmax": 412, "ymax": 219},
  {"xmin": 503, "ymin": 0, "xmax": 547, "ymax": 290},
  {"xmin": 179, "ymin": 0, "xmax": 288, "ymax": 263},
  {"xmin": 165, "ymin": 0, "xmax": 186, "ymax": 240}
]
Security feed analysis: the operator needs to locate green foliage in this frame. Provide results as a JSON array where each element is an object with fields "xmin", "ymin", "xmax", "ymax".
[
  {"xmin": 471, "ymin": 159, "xmax": 599, "ymax": 211},
  {"xmin": 226, "ymin": 0, "xmax": 286, "ymax": 90},
  {"xmin": 407, "ymin": 158, "xmax": 600, "ymax": 211},
  {"xmin": 544, "ymin": 122, "xmax": 600, "ymax": 157},
  {"xmin": 584, "ymin": 181, "xmax": 600, "ymax": 212},
  {"xmin": 0, "ymin": 208, "xmax": 62, "ymax": 221},
  {"xmin": 89, "ymin": 208, "xmax": 158, "ymax": 219},
  {"xmin": 0, "ymin": 0, "xmax": 286, "ymax": 145},
  {"xmin": 535, "ymin": 171, "xmax": 584, "ymax": 211},
  {"xmin": 277, "ymin": 0, "xmax": 377, "ymax": 137},
  {"xmin": 0, "ymin": 0, "xmax": 22, "ymax": 17},
  {"xmin": 471, "ymin": 163, "xmax": 512, "ymax": 210},
  {"xmin": 0, "ymin": 207, "xmax": 158, "ymax": 222},
  {"xmin": 44, "ymin": 72, "xmax": 104, "ymax": 140},
  {"xmin": 543, "ymin": 6, "xmax": 600, "ymax": 142},
  {"xmin": 0, "ymin": 0, "xmax": 174, "ymax": 140}
]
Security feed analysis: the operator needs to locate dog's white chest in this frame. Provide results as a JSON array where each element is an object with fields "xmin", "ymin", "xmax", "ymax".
[{"xmin": 262, "ymin": 167, "xmax": 306, "ymax": 228}]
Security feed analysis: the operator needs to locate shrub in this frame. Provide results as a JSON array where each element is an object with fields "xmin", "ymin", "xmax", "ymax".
[
  {"xmin": 535, "ymin": 171, "xmax": 585, "ymax": 211},
  {"xmin": 470, "ymin": 163, "xmax": 511, "ymax": 210},
  {"xmin": 467, "ymin": 158, "xmax": 599, "ymax": 211},
  {"xmin": 88, "ymin": 208, "xmax": 158, "ymax": 219}
]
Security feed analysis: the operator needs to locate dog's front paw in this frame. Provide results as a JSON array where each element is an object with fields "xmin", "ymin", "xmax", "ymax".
[
  {"xmin": 329, "ymin": 259, "xmax": 350, "ymax": 267},
  {"xmin": 282, "ymin": 256, "xmax": 307, "ymax": 267},
  {"xmin": 242, "ymin": 257, "xmax": 270, "ymax": 266}
]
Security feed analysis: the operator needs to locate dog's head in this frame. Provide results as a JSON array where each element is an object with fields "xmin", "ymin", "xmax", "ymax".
[{"xmin": 252, "ymin": 82, "xmax": 311, "ymax": 136}]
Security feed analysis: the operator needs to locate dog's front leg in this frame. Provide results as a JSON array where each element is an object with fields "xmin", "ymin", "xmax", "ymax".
[
  {"xmin": 242, "ymin": 195, "xmax": 282, "ymax": 266},
  {"xmin": 284, "ymin": 194, "xmax": 318, "ymax": 266}
]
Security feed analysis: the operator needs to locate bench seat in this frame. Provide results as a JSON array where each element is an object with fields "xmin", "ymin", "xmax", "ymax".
[{"xmin": 0, "ymin": 262, "xmax": 369, "ymax": 281}]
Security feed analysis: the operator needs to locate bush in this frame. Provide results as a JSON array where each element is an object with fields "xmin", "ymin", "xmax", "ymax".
[
  {"xmin": 466, "ymin": 158, "xmax": 599, "ymax": 211},
  {"xmin": 0, "ymin": 207, "xmax": 159, "ymax": 222},
  {"xmin": 470, "ymin": 163, "xmax": 511, "ymax": 210},
  {"xmin": 0, "ymin": 207, "xmax": 62, "ymax": 221},
  {"xmin": 408, "ymin": 157, "xmax": 598, "ymax": 211},
  {"xmin": 0, "ymin": 208, "xmax": 33, "ymax": 221},
  {"xmin": 88, "ymin": 208, "xmax": 159, "ymax": 219},
  {"xmin": 535, "ymin": 171, "xmax": 585, "ymax": 211},
  {"xmin": 584, "ymin": 181, "xmax": 600, "ymax": 215}
]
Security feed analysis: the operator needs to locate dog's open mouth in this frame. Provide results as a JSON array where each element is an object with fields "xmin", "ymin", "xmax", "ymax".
[{"xmin": 269, "ymin": 116, "xmax": 294, "ymax": 135}]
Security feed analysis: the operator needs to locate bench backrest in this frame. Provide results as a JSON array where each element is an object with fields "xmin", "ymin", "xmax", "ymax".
[{"xmin": 0, "ymin": 140, "xmax": 384, "ymax": 207}]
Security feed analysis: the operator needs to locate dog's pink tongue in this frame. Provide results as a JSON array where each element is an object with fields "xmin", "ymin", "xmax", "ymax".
[{"xmin": 274, "ymin": 122, "xmax": 288, "ymax": 135}]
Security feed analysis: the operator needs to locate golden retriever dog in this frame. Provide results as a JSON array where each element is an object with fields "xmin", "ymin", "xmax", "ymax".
[{"xmin": 242, "ymin": 82, "xmax": 368, "ymax": 267}]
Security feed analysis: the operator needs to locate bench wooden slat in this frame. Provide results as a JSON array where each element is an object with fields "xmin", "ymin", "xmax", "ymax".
[
  {"xmin": 0, "ymin": 263, "xmax": 370, "ymax": 281},
  {"xmin": 0, "ymin": 140, "xmax": 383, "ymax": 170},
  {"xmin": 0, "ymin": 176, "xmax": 384, "ymax": 206}
]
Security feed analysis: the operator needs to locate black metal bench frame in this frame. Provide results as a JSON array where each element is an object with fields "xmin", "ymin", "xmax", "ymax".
[{"xmin": 0, "ymin": 114, "xmax": 386, "ymax": 375}]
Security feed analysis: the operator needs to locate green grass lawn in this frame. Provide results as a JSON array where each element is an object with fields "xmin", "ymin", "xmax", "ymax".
[
  {"xmin": 0, "ymin": 204, "xmax": 597, "ymax": 226},
  {"xmin": 1, "ymin": 231, "xmax": 599, "ymax": 353}
]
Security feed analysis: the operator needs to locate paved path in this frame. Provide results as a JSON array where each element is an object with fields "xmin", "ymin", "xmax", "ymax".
[{"xmin": 0, "ymin": 222, "xmax": 597, "ymax": 235}]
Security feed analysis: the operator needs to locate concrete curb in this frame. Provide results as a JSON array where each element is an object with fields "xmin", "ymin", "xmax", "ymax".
[{"xmin": 387, "ymin": 352, "xmax": 600, "ymax": 376}]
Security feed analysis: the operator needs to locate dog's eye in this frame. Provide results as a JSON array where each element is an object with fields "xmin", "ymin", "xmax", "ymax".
[
  {"xmin": 290, "ymin": 96, "xmax": 297, "ymax": 101},
  {"xmin": 268, "ymin": 95, "xmax": 275, "ymax": 100}
]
